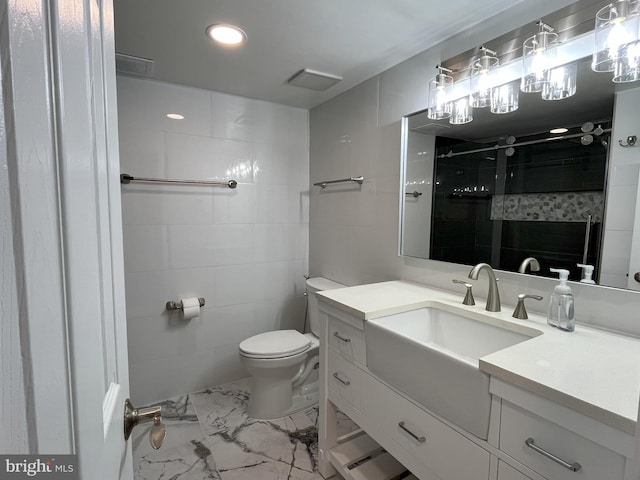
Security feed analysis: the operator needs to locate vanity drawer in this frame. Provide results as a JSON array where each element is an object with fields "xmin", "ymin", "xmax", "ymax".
[
  {"xmin": 328, "ymin": 317, "xmax": 365, "ymax": 365},
  {"xmin": 500, "ymin": 401, "xmax": 625, "ymax": 480},
  {"xmin": 327, "ymin": 350, "xmax": 362, "ymax": 412},
  {"xmin": 498, "ymin": 461, "xmax": 532, "ymax": 480},
  {"xmin": 362, "ymin": 373, "xmax": 490, "ymax": 480}
]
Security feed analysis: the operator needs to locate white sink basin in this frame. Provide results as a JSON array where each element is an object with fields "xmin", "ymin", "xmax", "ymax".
[{"xmin": 366, "ymin": 305, "xmax": 541, "ymax": 439}]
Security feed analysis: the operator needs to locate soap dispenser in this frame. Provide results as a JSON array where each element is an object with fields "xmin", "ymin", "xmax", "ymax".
[
  {"xmin": 547, "ymin": 268, "xmax": 575, "ymax": 331},
  {"xmin": 577, "ymin": 263, "xmax": 596, "ymax": 284}
]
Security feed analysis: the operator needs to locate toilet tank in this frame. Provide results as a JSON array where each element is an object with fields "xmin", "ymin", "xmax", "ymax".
[{"xmin": 305, "ymin": 277, "xmax": 345, "ymax": 337}]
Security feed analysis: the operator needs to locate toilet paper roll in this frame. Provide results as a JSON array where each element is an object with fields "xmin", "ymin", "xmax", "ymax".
[{"xmin": 181, "ymin": 297, "xmax": 201, "ymax": 320}]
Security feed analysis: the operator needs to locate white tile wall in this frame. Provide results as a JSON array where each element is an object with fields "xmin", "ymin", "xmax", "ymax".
[
  {"xmin": 309, "ymin": 2, "xmax": 640, "ymax": 336},
  {"xmin": 601, "ymin": 87, "xmax": 640, "ymax": 289},
  {"xmin": 118, "ymin": 76, "xmax": 309, "ymax": 405}
]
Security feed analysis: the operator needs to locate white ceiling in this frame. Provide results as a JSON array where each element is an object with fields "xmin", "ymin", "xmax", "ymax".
[{"xmin": 113, "ymin": 0, "xmax": 525, "ymax": 109}]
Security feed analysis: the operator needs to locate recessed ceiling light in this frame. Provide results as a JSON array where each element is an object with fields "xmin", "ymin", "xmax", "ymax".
[
  {"xmin": 206, "ymin": 24, "xmax": 247, "ymax": 46},
  {"xmin": 550, "ymin": 127, "xmax": 568, "ymax": 134},
  {"xmin": 166, "ymin": 113, "xmax": 184, "ymax": 120}
]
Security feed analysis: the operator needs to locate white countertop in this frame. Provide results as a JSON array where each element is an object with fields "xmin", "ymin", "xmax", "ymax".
[{"xmin": 318, "ymin": 280, "xmax": 640, "ymax": 435}]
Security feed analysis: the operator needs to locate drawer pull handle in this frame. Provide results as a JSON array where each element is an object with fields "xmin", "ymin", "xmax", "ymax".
[
  {"xmin": 333, "ymin": 331, "xmax": 351, "ymax": 343},
  {"xmin": 332, "ymin": 372, "xmax": 351, "ymax": 386},
  {"xmin": 525, "ymin": 438, "xmax": 581, "ymax": 472},
  {"xmin": 398, "ymin": 421, "xmax": 426, "ymax": 443}
]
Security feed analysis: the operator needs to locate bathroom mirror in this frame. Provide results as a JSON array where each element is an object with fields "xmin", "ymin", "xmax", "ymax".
[{"xmin": 400, "ymin": 0, "xmax": 640, "ymax": 290}]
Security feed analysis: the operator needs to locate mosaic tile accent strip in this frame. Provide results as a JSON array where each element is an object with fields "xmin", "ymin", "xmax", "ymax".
[{"xmin": 490, "ymin": 191, "xmax": 604, "ymax": 222}]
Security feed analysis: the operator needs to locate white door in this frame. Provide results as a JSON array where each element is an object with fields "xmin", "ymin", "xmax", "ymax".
[{"xmin": 4, "ymin": 0, "xmax": 133, "ymax": 478}]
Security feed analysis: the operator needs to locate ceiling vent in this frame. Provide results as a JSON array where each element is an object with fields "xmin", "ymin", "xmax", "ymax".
[
  {"xmin": 287, "ymin": 68, "xmax": 342, "ymax": 91},
  {"xmin": 115, "ymin": 53, "xmax": 154, "ymax": 78},
  {"xmin": 411, "ymin": 123, "xmax": 451, "ymax": 134}
]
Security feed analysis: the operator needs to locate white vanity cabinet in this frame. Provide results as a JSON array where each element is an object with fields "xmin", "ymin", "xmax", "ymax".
[
  {"xmin": 318, "ymin": 299, "xmax": 637, "ymax": 480},
  {"xmin": 319, "ymin": 304, "xmax": 491, "ymax": 480}
]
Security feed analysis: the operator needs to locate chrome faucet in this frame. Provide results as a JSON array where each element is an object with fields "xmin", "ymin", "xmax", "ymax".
[
  {"xmin": 518, "ymin": 257, "xmax": 540, "ymax": 274},
  {"xmin": 468, "ymin": 263, "xmax": 501, "ymax": 312}
]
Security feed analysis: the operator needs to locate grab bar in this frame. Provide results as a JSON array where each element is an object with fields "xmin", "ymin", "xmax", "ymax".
[
  {"xmin": 582, "ymin": 214, "xmax": 592, "ymax": 264},
  {"xmin": 313, "ymin": 176, "xmax": 364, "ymax": 188},
  {"xmin": 121, "ymin": 173, "xmax": 238, "ymax": 189}
]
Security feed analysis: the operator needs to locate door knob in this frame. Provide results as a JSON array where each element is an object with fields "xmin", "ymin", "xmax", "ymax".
[
  {"xmin": 634, "ymin": 272, "xmax": 640, "ymax": 283},
  {"xmin": 123, "ymin": 398, "xmax": 166, "ymax": 449}
]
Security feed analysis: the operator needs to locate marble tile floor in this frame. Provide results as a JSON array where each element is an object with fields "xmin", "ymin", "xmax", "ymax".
[{"xmin": 132, "ymin": 378, "xmax": 356, "ymax": 480}]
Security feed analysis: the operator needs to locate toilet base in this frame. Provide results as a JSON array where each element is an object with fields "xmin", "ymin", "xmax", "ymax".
[{"xmin": 247, "ymin": 369, "xmax": 320, "ymax": 420}]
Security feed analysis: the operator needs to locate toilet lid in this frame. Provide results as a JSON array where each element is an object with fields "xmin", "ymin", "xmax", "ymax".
[{"xmin": 239, "ymin": 330, "xmax": 311, "ymax": 358}]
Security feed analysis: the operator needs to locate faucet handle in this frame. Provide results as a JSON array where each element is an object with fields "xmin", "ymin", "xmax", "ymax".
[
  {"xmin": 452, "ymin": 279, "xmax": 475, "ymax": 306},
  {"xmin": 512, "ymin": 294, "xmax": 543, "ymax": 320}
]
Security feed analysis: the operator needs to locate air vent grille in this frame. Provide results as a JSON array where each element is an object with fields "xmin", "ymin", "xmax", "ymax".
[
  {"xmin": 287, "ymin": 68, "xmax": 342, "ymax": 91},
  {"xmin": 411, "ymin": 123, "xmax": 451, "ymax": 134},
  {"xmin": 115, "ymin": 53, "xmax": 154, "ymax": 77}
]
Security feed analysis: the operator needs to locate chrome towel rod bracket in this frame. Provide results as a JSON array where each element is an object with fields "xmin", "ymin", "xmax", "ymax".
[
  {"xmin": 313, "ymin": 176, "xmax": 364, "ymax": 189},
  {"xmin": 121, "ymin": 173, "xmax": 238, "ymax": 189},
  {"xmin": 405, "ymin": 191, "xmax": 423, "ymax": 198}
]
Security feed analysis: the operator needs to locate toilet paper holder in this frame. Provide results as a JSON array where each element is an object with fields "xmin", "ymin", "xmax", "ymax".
[{"xmin": 166, "ymin": 297, "xmax": 205, "ymax": 311}]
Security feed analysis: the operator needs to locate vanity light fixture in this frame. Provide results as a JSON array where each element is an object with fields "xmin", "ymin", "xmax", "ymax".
[
  {"xmin": 521, "ymin": 21, "xmax": 558, "ymax": 93},
  {"xmin": 470, "ymin": 47, "xmax": 499, "ymax": 108},
  {"xmin": 206, "ymin": 23, "xmax": 247, "ymax": 46},
  {"xmin": 431, "ymin": 2, "xmax": 640, "ymax": 129},
  {"xmin": 427, "ymin": 65, "xmax": 453, "ymax": 120}
]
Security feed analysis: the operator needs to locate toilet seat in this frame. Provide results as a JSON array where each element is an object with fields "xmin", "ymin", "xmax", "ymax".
[{"xmin": 239, "ymin": 330, "xmax": 311, "ymax": 359}]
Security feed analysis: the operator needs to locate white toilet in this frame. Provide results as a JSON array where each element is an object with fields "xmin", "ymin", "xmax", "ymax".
[{"xmin": 239, "ymin": 277, "xmax": 345, "ymax": 419}]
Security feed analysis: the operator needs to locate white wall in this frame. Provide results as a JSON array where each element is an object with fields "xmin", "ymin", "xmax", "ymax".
[
  {"xmin": 117, "ymin": 77, "xmax": 309, "ymax": 405},
  {"xmin": 310, "ymin": 0, "xmax": 640, "ymax": 337}
]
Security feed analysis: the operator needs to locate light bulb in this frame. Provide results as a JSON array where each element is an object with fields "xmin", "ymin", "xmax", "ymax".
[{"xmin": 608, "ymin": 18, "xmax": 634, "ymax": 52}]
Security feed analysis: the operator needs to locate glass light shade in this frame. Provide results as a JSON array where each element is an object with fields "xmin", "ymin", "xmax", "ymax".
[
  {"xmin": 427, "ymin": 72, "xmax": 453, "ymax": 120},
  {"xmin": 521, "ymin": 30, "xmax": 558, "ymax": 93},
  {"xmin": 593, "ymin": 0, "xmax": 640, "ymax": 72},
  {"xmin": 470, "ymin": 54, "xmax": 499, "ymax": 108},
  {"xmin": 613, "ymin": 40, "xmax": 640, "ymax": 81},
  {"xmin": 450, "ymin": 97, "xmax": 473, "ymax": 125},
  {"xmin": 542, "ymin": 63, "xmax": 577, "ymax": 100},
  {"xmin": 490, "ymin": 81, "xmax": 519, "ymax": 114}
]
